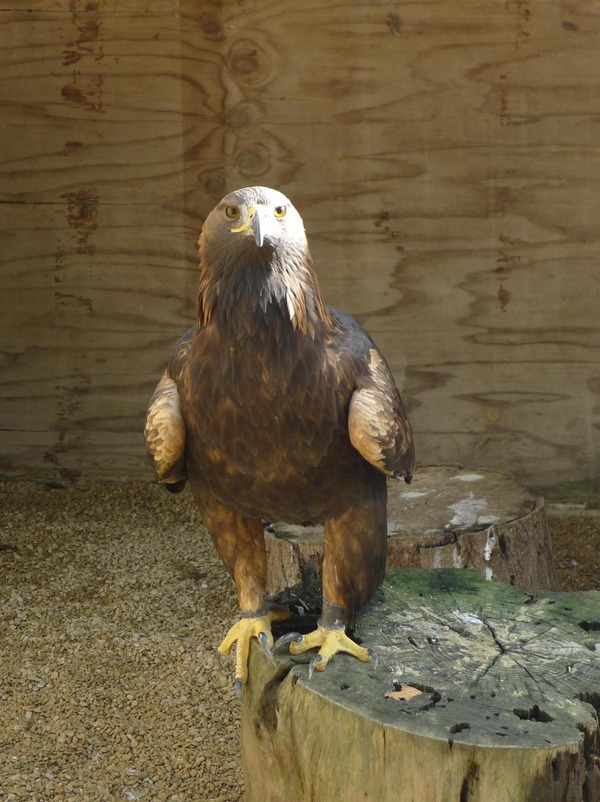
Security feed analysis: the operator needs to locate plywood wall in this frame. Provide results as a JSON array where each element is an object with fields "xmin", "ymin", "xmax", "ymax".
[{"xmin": 2, "ymin": 0, "xmax": 600, "ymax": 496}]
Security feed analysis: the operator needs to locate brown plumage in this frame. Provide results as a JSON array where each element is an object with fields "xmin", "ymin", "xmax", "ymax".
[{"xmin": 145, "ymin": 186, "xmax": 415, "ymax": 689}]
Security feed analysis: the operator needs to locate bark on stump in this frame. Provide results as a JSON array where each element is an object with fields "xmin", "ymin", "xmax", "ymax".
[
  {"xmin": 242, "ymin": 569, "xmax": 600, "ymax": 802},
  {"xmin": 265, "ymin": 466, "xmax": 556, "ymax": 596}
]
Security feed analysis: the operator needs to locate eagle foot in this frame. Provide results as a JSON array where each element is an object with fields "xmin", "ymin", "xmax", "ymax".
[
  {"xmin": 218, "ymin": 608, "xmax": 291, "ymax": 692},
  {"xmin": 288, "ymin": 625, "xmax": 372, "ymax": 671}
]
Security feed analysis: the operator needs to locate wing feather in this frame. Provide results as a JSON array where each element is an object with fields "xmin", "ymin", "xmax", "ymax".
[
  {"xmin": 348, "ymin": 347, "xmax": 415, "ymax": 482},
  {"xmin": 144, "ymin": 370, "xmax": 187, "ymax": 492}
]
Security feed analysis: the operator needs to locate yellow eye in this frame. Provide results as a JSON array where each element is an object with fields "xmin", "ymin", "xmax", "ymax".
[
  {"xmin": 225, "ymin": 205, "xmax": 240, "ymax": 220},
  {"xmin": 274, "ymin": 205, "xmax": 287, "ymax": 219}
]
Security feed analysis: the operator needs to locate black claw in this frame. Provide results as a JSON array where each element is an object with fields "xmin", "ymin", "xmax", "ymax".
[
  {"xmin": 258, "ymin": 631, "xmax": 275, "ymax": 662},
  {"xmin": 308, "ymin": 654, "xmax": 323, "ymax": 680},
  {"xmin": 234, "ymin": 677, "xmax": 243, "ymax": 700},
  {"xmin": 274, "ymin": 632, "xmax": 302, "ymax": 651}
]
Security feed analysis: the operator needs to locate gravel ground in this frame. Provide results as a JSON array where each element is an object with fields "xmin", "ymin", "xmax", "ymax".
[
  {"xmin": 548, "ymin": 509, "xmax": 600, "ymax": 593},
  {"xmin": 0, "ymin": 481, "xmax": 599, "ymax": 802},
  {"xmin": 0, "ymin": 482, "xmax": 242, "ymax": 802}
]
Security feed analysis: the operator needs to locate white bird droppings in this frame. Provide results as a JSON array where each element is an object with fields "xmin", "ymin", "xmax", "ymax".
[
  {"xmin": 483, "ymin": 530, "xmax": 497, "ymax": 562},
  {"xmin": 448, "ymin": 493, "xmax": 489, "ymax": 528},
  {"xmin": 452, "ymin": 610, "xmax": 484, "ymax": 626},
  {"xmin": 452, "ymin": 473, "xmax": 484, "ymax": 482},
  {"xmin": 479, "ymin": 515, "xmax": 501, "ymax": 525},
  {"xmin": 400, "ymin": 490, "xmax": 431, "ymax": 500}
]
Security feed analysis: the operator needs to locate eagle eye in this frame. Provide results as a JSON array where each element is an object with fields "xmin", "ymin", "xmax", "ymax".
[
  {"xmin": 274, "ymin": 205, "xmax": 287, "ymax": 219},
  {"xmin": 225, "ymin": 205, "xmax": 240, "ymax": 220}
]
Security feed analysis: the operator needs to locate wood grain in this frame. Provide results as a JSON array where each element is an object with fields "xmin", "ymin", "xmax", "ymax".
[{"xmin": 2, "ymin": 1, "xmax": 600, "ymax": 492}]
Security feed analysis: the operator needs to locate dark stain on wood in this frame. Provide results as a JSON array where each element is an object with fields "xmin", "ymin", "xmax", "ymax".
[
  {"xmin": 54, "ymin": 292, "xmax": 93, "ymax": 316},
  {"xmin": 61, "ymin": 73, "xmax": 105, "ymax": 114},
  {"xmin": 61, "ymin": 188, "xmax": 98, "ymax": 230},
  {"xmin": 497, "ymin": 282, "xmax": 511, "ymax": 311},
  {"xmin": 63, "ymin": 0, "xmax": 104, "ymax": 66},
  {"xmin": 386, "ymin": 13, "xmax": 402, "ymax": 37},
  {"xmin": 459, "ymin": 760, "xmax": 479, "ymax": 801},
  {"xmin": 61, "ymin": 141, "xmax": 85, "ymax": 157}
]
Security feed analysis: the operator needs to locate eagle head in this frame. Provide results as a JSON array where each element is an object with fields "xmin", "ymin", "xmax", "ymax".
[
  {"xmin": 197, "ymin": 186, "xmax": 333, "ymax": 337},
  {"xmin": 205, "ymin": 186, "xmax": 306, "ymax": 250}
]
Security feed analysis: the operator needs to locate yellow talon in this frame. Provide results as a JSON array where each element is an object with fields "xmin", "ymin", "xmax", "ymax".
[
  {"xmin": 219, "ymin": 608, "xmax": 290, "ymax": 688},
  {"xmin": 289, "ymin": 625, "xmax": 371, "ymax": 670}
]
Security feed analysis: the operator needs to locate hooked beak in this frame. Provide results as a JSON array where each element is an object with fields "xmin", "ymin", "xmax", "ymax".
[
  {"xmin": 249, "ymin": 205, "xmax": 265, "ymax": 247},
  {"xmin": 231, "ymin": 204, "xmax": 266, "ymax": 247}
]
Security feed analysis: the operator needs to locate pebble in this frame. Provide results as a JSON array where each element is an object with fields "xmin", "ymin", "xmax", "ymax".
[{"xmin": 0, "ymin": 481, "xmax": 244, "ymax": 801}]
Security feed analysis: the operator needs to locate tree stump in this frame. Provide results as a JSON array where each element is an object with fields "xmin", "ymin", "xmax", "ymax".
[
  {"xmin": 265, "ymin": 466, "xmax": 556, "ymax": 596},
  {"xmin": 242, "ymin": 569, "xmax": 600, "ymax": 802}
]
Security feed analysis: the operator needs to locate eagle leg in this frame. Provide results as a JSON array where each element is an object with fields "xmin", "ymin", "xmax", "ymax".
[
  {"xmin": 287, "ymin": 478, "xmax": 386, "ymax": 673},
  {"xmin": 199, "ymin": 502, "xmax": 293, "ymax": 689},
  {"xmin": 219, "ymin": 608, "xmax": 291, "ymax": 694}
]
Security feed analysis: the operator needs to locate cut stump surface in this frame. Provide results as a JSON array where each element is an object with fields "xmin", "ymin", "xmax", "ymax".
[
  {"xmin": 265, "ymin": 466, "xmax": 556, "ymax": 596},
  {"xmin": 242, "ymin": 569, "xmax": 600, "ymax": 802}
]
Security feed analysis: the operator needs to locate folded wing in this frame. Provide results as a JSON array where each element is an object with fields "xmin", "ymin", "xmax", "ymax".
[
  {"xmin": 144, "ymin": 370, "xmax": 187, "ymax": 493},
  {"xmin": 348, "ymin": 347, "xmax": 415, "ymax": 483}
]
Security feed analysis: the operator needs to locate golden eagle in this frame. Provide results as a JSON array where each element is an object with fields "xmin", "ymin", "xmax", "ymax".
[{"xmin": 145, "ymin": 186, "xmax": 414, "ymax": 691}]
